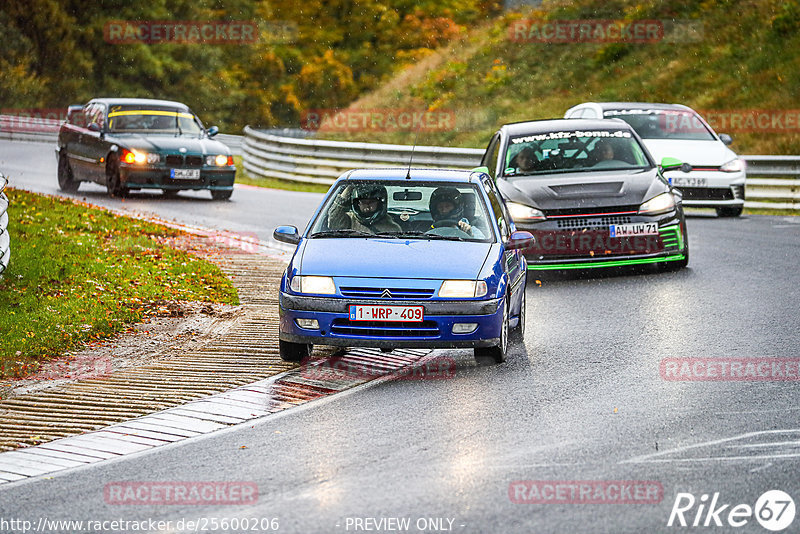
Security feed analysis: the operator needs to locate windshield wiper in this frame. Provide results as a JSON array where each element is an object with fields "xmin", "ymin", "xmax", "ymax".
[
  {"xmin": 310, "ymin": 229, "xmax": 375, "ymax": 238},
  {"xmin": 396, "ymin": 231, "xmax": 468, "ymax": 241}
]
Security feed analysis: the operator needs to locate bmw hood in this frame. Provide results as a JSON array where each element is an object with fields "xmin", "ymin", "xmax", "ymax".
[
  {"xmin": 642, "ymin": 139, "xmax": 737, "ymax": 166},
  {"xmin": 296, "ymin": 238, "xmax": 491, "ymax": 280},
  {"xmin": 112, "ymin": 134, "xmax": 230, "ymax": 155},
  {"xmin": 498, "ymin": 168, "xmax": 667, "ymax": 212}
]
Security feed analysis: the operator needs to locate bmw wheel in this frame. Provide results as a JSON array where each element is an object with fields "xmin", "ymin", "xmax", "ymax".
[
  {"xmin": 106, "ymin": 156, "xmax": 128, "ymax": 198},
  {"xmin": 57, "ymin": 153, "xmax": 80, "ymax": 192}
]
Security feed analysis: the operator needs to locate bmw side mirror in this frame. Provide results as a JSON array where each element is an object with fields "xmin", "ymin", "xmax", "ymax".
[
  {"xmin": 719, "ymin": 133, "xmax": 733, "ymax": 145},
  {"xmin": 207, "ymin": 126, "xmax": 219, "ymax": 137},
  {"xmin": 507, "ymin": 230, "xmax": 535, "ymax": 251},
  {"xmin": 274, "ymin": 225, "xmax": 300, "ymax": 245},
  {"xmin": 87, "ymin": 122, "xmax": 102, "ymax": 133}
]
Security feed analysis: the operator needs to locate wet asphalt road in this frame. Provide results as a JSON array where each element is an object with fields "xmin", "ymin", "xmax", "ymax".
[{"xmin": 2, "ymin": 140, "xmax": 800, "ymax": 533}]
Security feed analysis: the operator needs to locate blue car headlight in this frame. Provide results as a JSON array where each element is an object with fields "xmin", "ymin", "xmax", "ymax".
[
  {"xmin": 439, "ymin": 280, "xmax": 488, "ymax": 298},
  {"xmin": 290, "ymin": 275, "xmax": 336, "ymax": 295}
]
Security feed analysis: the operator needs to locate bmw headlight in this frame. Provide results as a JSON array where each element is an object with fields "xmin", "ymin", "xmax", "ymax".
[
  {"xmin": 439, "ymin": 280, "xmax": 488, "ymax": 298},
  {"xmin": 122, "ymin": 149, "xmax": 158, "ymax": 165},
  {"xmin": 506, "ymin": 202, "xmax": 545, "ymax": 222},
  {"xmin": 639, "ymin": 193, "xmax": 676, "ymax": 215},
  {"xmin": 720, "ymin": 158, "xmax": 745, "ymax": 173},
  {"xmin": 206, "ymin": 154, "xmax": 233, "ymax": 166},
  {"xmin": 290, "ymin": 275, "xmax": 336, "ymax": 295}
]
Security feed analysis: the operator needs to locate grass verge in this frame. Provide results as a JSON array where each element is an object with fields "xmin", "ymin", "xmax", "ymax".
[{"xmin": 0, "ymin": 189, "xmax": 239, "ymax": 379}]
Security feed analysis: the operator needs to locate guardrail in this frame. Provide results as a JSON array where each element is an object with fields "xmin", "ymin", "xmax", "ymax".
[
  {"xmin": 243, "ymin": 127, "xmax": 800, "ymax": 210},
  {"xmin": 0, "ymin": 174, "xmax": 10, "ymax": 274}
]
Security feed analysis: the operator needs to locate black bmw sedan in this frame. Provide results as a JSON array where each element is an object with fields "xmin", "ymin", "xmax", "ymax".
[
  {"xmin": 56, "ymin": 98, "xmax": 235, "ymax": 200},
  {"xmin": 477, "ymin": 118, "xmax": 688, "ymax": 271}
]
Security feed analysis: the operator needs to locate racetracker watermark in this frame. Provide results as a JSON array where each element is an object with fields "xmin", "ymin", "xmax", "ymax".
[
  {"xmin": 674, "ymin": 110, "xmax": 800, "ymax": 134},
  {"xmin": 103, "ymin": 21, "xmax": 261, "ymax": 45},
  {"xmin": 660, "ymin": 358, "xmax": 800, "ymax": 381},
  {"xmin": 0, "ymin": 108, "xmax": 65, "ymax": 133},
  {"xmin": 508, "ymin": 19, "xmax": 703, "ymax": 43},
  {"xmin": 1, "ymin": 355, "xmax": 112, "ymax": 381},
  {"xmin": 301, "ymin": 109, "xmax": 456, "ymax": 133},
  {"xmin": 519, "ymin": 230, "xmax": 662, "ymax": 257},
  {"xmin": 509, "ymin": 480, "xmax": 663, "ymax": 504},
  {"xmin": 301, "ymin": 357, "xmax": 456, "ymax": 382},
  {"xmin": 207, "ymin": 231, "xmax": 261, "ymax": 254},
  {"xmin": 104, "ymin": 481, "xmax": 258, "ymax": 505}
]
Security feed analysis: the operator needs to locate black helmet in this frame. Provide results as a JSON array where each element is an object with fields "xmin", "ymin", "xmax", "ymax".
[
  {"xmin": 429, "ymin": 187, "xmax": 464, "ymax": 221},
  {"xmin": 351, "ymin": 184, "xmax": 388, "ymax": 225}
]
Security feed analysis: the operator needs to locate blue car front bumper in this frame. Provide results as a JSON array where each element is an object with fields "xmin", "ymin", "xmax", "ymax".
[{"xmin": 279, "ymin": 293, "xmax": 503, "ymax": 349}]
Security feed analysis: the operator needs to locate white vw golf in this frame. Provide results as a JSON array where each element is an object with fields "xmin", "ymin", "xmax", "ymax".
[{"xmin": 565, "ymin": 102, "xmax": 746, "ymax": 217}]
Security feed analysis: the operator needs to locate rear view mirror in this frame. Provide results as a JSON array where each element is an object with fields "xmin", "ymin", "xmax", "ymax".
[
  {"xmin": 393, "ymin": 190, "xmax": 422, "ymax": 201},
  {"xmin": 87, "ymin": 123, "xmax": 101, "ymax": 133},
  {"xmin": 660, "ymin": 157, "xmax": 683, "ymax": 171},
  {"xmin": 718, "ymin": 133, "xmax": 733, "ymax": 145},
  {"xmin": 207, "ymin": 126, "xmax": 219, "ymax": 137}
]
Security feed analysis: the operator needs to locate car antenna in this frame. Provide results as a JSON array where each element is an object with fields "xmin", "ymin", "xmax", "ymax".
[{"xmin": 406, "ymin": 110, "xmax": 426, "ymax": 180}]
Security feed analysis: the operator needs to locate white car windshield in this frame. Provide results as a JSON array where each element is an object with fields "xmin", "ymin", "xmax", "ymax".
[
  {"xmin": 309, "ymin": 180, "xmax": 494, "ymax": 242},
  {"xmin": 603, "ymin": 109, "xmax": 717, "ymax": 140},
  {"xmin": 504, "ymin": 129, "xmax": 651, "ymax": 176}
]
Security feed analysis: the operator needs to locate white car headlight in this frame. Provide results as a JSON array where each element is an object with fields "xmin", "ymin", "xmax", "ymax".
[
  {"xmin": 290, "ymin": 275, "xmax": 336, "ymax": 295},
  {"xmin": 439, "ymin": 280, "xmax": 488, "ymax": 298},
  {"xmin": 506, "ymin": 202, "xmax": 545, "ymax": 221},
  {"xmin": 639, "ymin": 193, "xmax": 676, "ymax": 215},
  {"xmin": 720, "ymin": 158, "xmax": 745, "ymax": 172}
]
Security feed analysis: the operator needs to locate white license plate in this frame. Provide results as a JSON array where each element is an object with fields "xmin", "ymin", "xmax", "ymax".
[
  {"xmin": 349, "ymin": 305, "xmax": 424, "ymax": 322},
  {"xmin": 171, "ymin": 168, "xmax": 200, "ymax": 179},
  {"xmin": 671, "ymin": 176, "xmax": 707, "ymax": 187},
  {"xmin": 609, "ymin": 223, "xmax": 659, "ymax": 238}
]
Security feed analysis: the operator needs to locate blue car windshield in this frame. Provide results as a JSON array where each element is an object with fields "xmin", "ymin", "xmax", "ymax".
[
  {"xmin": 504, "ymin": 129, "xmax": 651, "ymax": 177},
  {"xmin": 309, "ymin": 180, "xmax": 495, "ymax": 242},
  {"xmin": 107, "ymin": 108, "xmax": 205, "ymax": 135}
]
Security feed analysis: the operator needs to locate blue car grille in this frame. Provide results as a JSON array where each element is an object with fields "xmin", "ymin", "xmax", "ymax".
[
  {"xmin": 339, "ymin": 287, "xmax": 435, "ymax": 299},
  {"xmin": 330, "ymin": 319, "xmax": 440, "ymax": 338}
]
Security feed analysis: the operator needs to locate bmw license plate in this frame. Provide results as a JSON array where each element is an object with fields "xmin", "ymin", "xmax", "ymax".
[
  {"xmin": 349, "ymin": 305, "xmax": 424, "ymax": 322},
  {"xmin": 171, "ymin": 168, "xmax": 200, "ymax": 180},
  {"xmin": 609, "ymin": 223, "xmax": 659, "ymax": 238},
  {"xmin": 671, "ymin": 176, "xmax": 707, "ymax": 187}
]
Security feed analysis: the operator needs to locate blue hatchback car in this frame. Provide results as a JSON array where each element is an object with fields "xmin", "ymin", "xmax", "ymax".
[{"xmin": 273, "ymin": 168, "xmax": 532, "ymax": 364}]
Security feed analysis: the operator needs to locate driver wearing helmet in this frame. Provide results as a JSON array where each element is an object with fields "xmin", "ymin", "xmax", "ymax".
[
  {"xmin": 328, "ymin": 183, "xmax": 402, "ymax": 233},
  {"xmin": 429, "ymin": 187, "xmax": 474, "ymax": 235}
]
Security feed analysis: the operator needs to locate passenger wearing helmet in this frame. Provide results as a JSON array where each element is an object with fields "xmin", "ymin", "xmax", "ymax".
[
  {"xmin": 328, "ymin": 183, "xmax": 402, "ymax": 233},
  {"xmin": 429, "ymin": 187, "xmax": 475, "ymax": 235}
]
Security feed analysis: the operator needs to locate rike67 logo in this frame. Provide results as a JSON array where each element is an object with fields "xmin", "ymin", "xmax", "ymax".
[{"xmin": 668, "ymin": 490, "xmax": 795, "ymax": 531}]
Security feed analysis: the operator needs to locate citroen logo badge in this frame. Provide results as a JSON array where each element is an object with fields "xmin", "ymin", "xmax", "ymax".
[{"xmin": 381, "ymin": 289, "xmax": 392, "ymax": 299}]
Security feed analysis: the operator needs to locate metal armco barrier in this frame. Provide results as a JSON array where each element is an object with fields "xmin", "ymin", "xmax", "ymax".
[
  {"xmin": 243, "ymin": 126, "xmax": 800, "ymax": 210},
  {"xmin": 0, "ymin": 174, "xmax": 10, "ymax": 274}
]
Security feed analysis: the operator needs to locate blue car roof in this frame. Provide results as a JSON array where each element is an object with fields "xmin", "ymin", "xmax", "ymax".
[{"xmin": 340, "ymin": 168, "xmax": 487, "ymax": 183}]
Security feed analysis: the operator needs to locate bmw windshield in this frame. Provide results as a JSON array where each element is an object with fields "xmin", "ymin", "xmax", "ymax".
[
  {"xmin": 107, "ymin": 106, "xmax": 205, "ymax": 135},
  {"xmin": 504, "ymin": 128, "xmax": 652, "ymax": 177},
  {"xmin": 308, "ymin": 180, "xmax": 495, "ymax": 242}
]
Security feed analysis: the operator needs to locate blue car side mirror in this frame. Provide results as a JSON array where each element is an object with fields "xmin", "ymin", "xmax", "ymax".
[
  {"xmin": 506, "ymin": 230, "xmax": 535, "ymax": 251},
  {"xmin": 274, "ymin": 225, "xmax": 300, "ymax": 245},
  {"xmin": 207, "ymin": 126, "xmax": 219, "ymax": 137}
]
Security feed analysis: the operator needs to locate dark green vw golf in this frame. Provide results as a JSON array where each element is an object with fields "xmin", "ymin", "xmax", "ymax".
[{"xmin": 56, "ymin": 98, "xmax": 235, "ymax": 199}]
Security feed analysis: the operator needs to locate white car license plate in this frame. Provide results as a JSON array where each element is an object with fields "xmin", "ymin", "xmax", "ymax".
[
  {"xmin": 609, "ymin": 223, "xmax": 659, "ymax": 238},
  {"xmin": 171, "ymin": 168, "xmax": 200, "ymax": 179},
  {"xmin": 349, "ymin": 305, "xmax": 424, "ymax": 322},
  {"xmin": 671, "ymin": 176, "xmax": 707, "ymax": 187}
]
